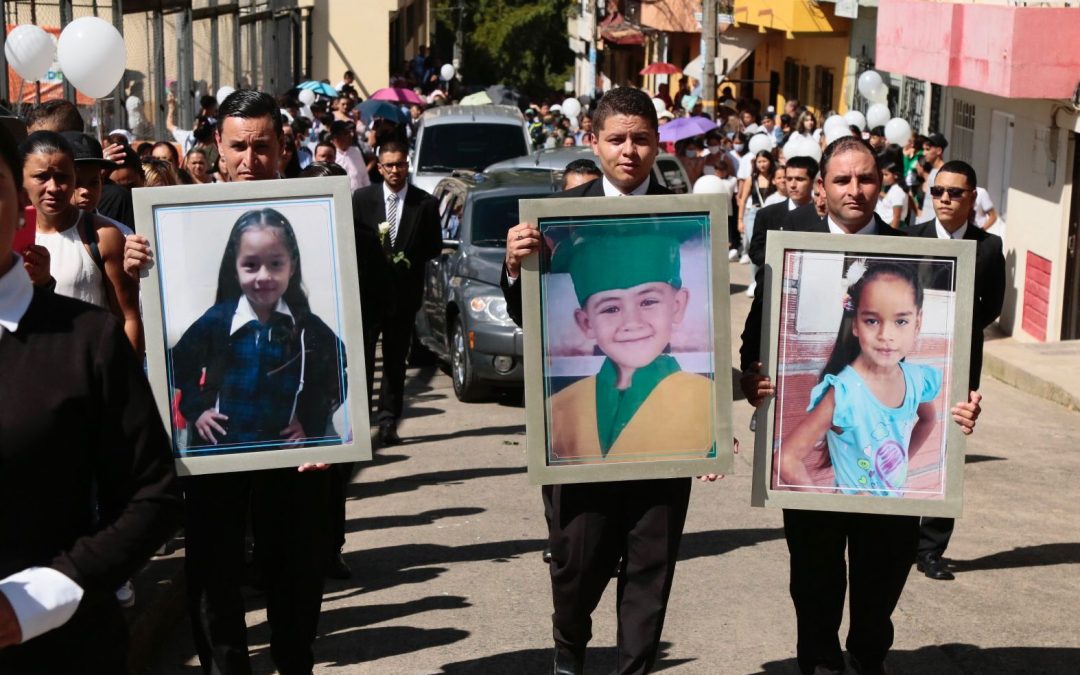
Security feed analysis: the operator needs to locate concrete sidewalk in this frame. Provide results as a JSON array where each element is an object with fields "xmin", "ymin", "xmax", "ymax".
[{"xmin": 983, "ymin": 329, "xmax": 1080, "ymax": 412}]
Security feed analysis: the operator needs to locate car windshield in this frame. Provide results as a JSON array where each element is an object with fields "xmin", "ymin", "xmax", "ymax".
[
  {"xmin": 418, "ymin": 123, "xmax": 528, "ymax": 173},
  {"xmin": 469, "ymin": 194, "xmax": 534, "ymax": 247}
]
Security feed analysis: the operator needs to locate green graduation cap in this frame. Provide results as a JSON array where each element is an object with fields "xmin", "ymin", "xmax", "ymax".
[{"xmin": 550, "ymin": 218, "xmax": 703, "ymax": 307}]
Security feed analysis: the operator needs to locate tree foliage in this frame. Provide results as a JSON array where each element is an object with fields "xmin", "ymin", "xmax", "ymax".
[{"xmin": 435, "ymin": 0, "xmax": 575, "ymax": 99}]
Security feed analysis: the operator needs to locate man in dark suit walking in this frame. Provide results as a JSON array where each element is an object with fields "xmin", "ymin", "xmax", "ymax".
[
  {"xmin": 906, "ymin": 160, "xmax": 1005, "ymax": 581},
  {"xmin": 739, "ymin": 137, "xmax": 984, "ymax": 675},
  {"xmin": 501, "ymin": 88, "xmax": 716, "ymax": 675},
  {"xmin": 352, "ymin": 139, "xmax": 442, "ymax": 445},
  {"xmin": 747, "ymin": 155, "xmax": 819, "ymax": 268}
]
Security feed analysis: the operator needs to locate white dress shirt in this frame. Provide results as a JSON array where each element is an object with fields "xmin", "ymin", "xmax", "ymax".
[
  {"xmin": 601, "ymin": 175, "xmax": 651, "ymax": 197},
  {"xmin": 230, "ymin": 296, "xmax": 294, "ymax": 335},
  {"xmin": 0, "ymin": 255, "xmax": 85, "ymax": 642},
  {"xmin": 382, "ymin": 182, "xmax": 409, "ymax": 239},
  {"xmin": 827, "ymin": 216, "xmax": 876, "ymax": 236},
  {"xmin": 934, "ymin": 218, "xmax": 968, "ymax": 241}
]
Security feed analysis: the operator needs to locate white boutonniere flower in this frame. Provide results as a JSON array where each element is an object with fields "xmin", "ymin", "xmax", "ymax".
[{"xmin": 377, "ymin": 221, "xmax": 391, "ymax": 243}]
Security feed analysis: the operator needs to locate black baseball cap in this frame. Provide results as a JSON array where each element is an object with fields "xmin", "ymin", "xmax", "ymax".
[
  {"xmin": 60, "ymin": 131, "xmax": 119, "ymax": 170},
  {"xmin": 925, "ymin": 132, "xmax": 949, "ymax": 150}
]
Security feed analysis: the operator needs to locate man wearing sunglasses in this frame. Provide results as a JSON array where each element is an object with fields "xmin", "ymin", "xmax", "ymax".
[{"xmin": 907, "ymin": 160, "xmax": 1005, "ymax": 581}]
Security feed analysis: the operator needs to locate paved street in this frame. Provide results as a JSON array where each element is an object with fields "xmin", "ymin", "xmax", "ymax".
[{"xmin": 151, "ymin": 262, "xmax": 1080, "ymax": 675}]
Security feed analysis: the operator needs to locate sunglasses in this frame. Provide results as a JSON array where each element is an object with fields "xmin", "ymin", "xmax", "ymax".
[
  {"xmin": 379, "ymin": 161, "xmax": 409, "ymax": 170},
  {"xmin": 929, "ymin": 186, "xmax": 970, "ymax": 199}
]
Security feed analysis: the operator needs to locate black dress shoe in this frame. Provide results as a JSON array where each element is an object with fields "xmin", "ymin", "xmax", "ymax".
[
  {"xmin": 552, "ymin": 645, "xmax": 584, "ymax": 675},
  {"xmin": 325, "ymin": 551, "xmax": 352, "ymax": 580},
  {"xmin": 378, "ymin": 422, "xmax": 402, "ymax": 446},
  {"xmin": 542, "ymin": 547, "xmax": 552, "ymax": 564},
  {"xmin": 917, "ymin": 553, "xmax": 954, "ymax": 580}
]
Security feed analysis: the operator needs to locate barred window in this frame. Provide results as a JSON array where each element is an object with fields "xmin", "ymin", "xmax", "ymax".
[{"xmin": 951, "ymin": 99, "xmax": 975, "ymax": 162}]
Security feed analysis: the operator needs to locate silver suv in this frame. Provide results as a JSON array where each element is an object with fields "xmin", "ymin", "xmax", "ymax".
[{"xmin": 410, "ymin": 104, "xmax": 531, "ymax": 195}]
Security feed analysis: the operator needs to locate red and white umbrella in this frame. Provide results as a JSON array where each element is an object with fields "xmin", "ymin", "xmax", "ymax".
[{"xmin": 640, "ymin": 62, "xmax": 681, "ymax": 76}]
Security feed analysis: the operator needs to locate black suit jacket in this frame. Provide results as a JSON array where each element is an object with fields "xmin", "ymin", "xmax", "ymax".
[
  {"xmin": 748, "ymin": 201, "xmax": 818, "ymax": 267},
  {"xmin": 739, "ymin": 213, "xmax": 906, "ymax": 371},
  {"xmin": 352, "ymin": 183, "xmax": 442, "ymax": 318},
  {"xmin": 904, "ymin": 221, "xmax": 1005, "ymax": 389},
  {"xmin": 0, "ymin": 290, "xmax": 180, "ymax": 670},
  {"xmin": 500, "ymin": 177, "xmax": 674, "ymax": 327}
]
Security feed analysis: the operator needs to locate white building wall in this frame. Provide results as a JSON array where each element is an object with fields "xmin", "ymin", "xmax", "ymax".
[{"xmin": 942, "ymin": 87, "xmax": 1078, "ymax": 341}]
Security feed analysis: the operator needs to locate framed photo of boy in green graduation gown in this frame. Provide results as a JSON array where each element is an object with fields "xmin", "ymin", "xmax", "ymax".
[{"xmin": 520, "ymin": 194, "xmax": 734, "ymax": 485}]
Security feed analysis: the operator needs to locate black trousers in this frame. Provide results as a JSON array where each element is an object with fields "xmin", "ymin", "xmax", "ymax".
[
  {"xmin": 549, "ymin": 478, "xmax": 692, "ymax": 675},
  {"xmin": 917, "ymin": 517, "xmax": 955, "ymax": 558},
  {"xmin": 183, "ymin": 469, "xmax": 331, "ymax": 675},
  {"xmin": 783, "ymin": 509, "xmax": 919, "ymax": 675},
  {"xmin": 0, "ymin": 590, "xmax": 127, "ymax": 674},
  {"xmin": 363, "ymin": 312, "xmax": 413, "ymax": 424},
  {"xmin": 330, "ymin": 462, "xmax": 354, "ymax": 553}
]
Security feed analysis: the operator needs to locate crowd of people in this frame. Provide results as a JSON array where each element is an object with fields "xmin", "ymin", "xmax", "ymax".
[{"xmin": 0, "ymin": 71, "xmax": 1003, "ymax": 675}]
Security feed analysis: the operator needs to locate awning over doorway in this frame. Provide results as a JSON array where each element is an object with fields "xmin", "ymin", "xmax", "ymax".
[{"xmin": 682, "ymin": 26, "xmax": 763, "ymax": 81}]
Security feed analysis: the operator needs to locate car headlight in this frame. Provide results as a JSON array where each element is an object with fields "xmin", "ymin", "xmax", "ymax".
[{"xmin": 467, "ymin": 294, "xmax": 513, "ymax": 325}]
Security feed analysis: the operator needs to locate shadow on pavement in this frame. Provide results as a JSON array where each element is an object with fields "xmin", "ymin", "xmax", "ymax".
[
  {"xmin": 754, "ymin": 644, "xmax": 1080, "ymax": 675},
  {"xmin": 400, "ymin": 423, "xmax": 526, "ymax": 445},
  {"xmin": 344, "ymin": 506, "xmax": 486, "ymax": 533},
  {"xmin": 437, "ymin": 641, "xmax": 694, "ymax": 674},
  {"xmin": 965, "ymin": 453, "xmax": 1006, "ymax": 464},
  {"xmin": 301, "ymin": 625, "xmax": 469, "ymax": 669},
  {"xmin": 679, "ymin": 527, "xmax": 786, "ymax": 561},
  {"xmin": 350, "ymin": 466, "xmax": 526, "ymax": 500},
  {"xmin": 318, "ymin": 595, "xmax": 471, "ymax": 631},
  {"xmin": 950, "ymin": 542, "xmax": 1080, "ymax": 572}
]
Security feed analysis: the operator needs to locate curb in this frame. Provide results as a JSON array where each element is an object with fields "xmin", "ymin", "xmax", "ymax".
[{"xmin": 983, "ymin": 350, "xmax": 1080, "ymax": 412}]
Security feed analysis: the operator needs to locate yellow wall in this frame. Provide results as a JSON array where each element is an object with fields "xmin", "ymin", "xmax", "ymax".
[
  {"xmin": 749, "ymin": 30, "xmax": 850, "ymax": 116},
  {"xmin": 304, "ymin": 0, "xmax": 429, "ymax": 98}
]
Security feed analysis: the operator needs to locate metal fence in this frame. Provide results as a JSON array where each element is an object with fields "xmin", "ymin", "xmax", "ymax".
[{"xmin": 1, "ymin": 0, "xmax": 309, "ymax": 140}]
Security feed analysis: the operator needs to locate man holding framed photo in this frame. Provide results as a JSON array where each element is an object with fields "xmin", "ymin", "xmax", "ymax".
[
  {"xmin": 740, "ymin": 136, "xmax": 984, "ymax": 675},
  {"xmin": 501, "ymin": 88, "xmax": 703, "ymax": 675},
  {"xmin": 124, "ymin": 90, "xmax": 335, "ymax": 675}
]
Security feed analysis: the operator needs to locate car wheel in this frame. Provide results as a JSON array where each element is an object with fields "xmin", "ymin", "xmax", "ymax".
[{"xmin": 450, "ymin": 317, "xmax": 486, "ymax": 402}]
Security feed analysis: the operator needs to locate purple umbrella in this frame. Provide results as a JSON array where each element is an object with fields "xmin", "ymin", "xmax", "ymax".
[{"xmin": 658, "ymin": 116, "xmax": 718, "ymax": 143}]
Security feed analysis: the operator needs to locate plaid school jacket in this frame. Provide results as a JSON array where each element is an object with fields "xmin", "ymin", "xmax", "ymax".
[{"xmin": 171, "ymin": 298, "xmax": 347, "ymax": 449}]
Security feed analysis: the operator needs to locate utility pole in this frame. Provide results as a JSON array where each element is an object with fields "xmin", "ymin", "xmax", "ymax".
[
  {"xmin": 453, "ymin": 0, "xmax": 465, "ymax": 76},
  {"xmin": 701, "ymin": 0, "xmax": 717, "ymax": 117}
]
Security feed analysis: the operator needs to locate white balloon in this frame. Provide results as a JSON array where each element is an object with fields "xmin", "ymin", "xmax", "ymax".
[
  {"xmin": 823, "ymin": 114, "xmax": 849, "ymax": 136},
  {"xmin": 561, "ymin": 97, "xmax": 582, "ymax": 119},
  {"xmin": 866, "ymin": 103, "xmax": 891, "ymax": 130},
  {"xmin": 57, "ymin": 17, "xmax": 126, "ymax": 99},
  {"xmin": 5, "ymin": 25, "xmax": 56, "ymax": 82},
  {"xmin": 884, "ymin": 117, "xmax": 913, "ymax": 147},
  {"xmin": 216, "ymin": 86, "xmax": 236, "ymax": 105},
  {"xmin": 298, "ymin": 88, "xmax": 316, "ymax": 106},
  {"xmin": 440, "ymin": 64, "xmax": 456, "ymax": 80},
  {"xmin": 824, "ymin": 127, "xmax": 853, "ymax": 145},
  {"xmin": 801, "ymin": 137, "xmax": 823, "ymax": 162},
  {"xmin": 870, "ymin": 82, "xmax": 889, "ymax": 105},
  {"xmin": 652, "ymin": 98, "xmax": 666, "ymax": 113},
  {"xmin": 748, "ymin": 133, "xmax": 771, "ymax": 155},
  {"xmin": 843, "ymin": 110, "xmax": 867, "ymax": 131},
  {"xmin": 857, "ymin": 70, "xmax": 883, "ymax": 100},
  {"xmin": 693, "ymin": 175, "xmax": 731, "ymax": 195},
  {"xmin": 782, "ymin": 137, "xmax": 802, "ymax": 159}
]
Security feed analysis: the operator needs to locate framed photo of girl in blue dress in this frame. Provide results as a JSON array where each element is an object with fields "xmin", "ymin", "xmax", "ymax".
[
  {"xmin": 134, "ymin": 177, "xmax": 371, "ymax": 475},
  {"xmin": 519, "ymin": 194, "xmax": 735, "ymax": 485},
  {"xmin": 751, "ymin": 232, "xmax": 976, "ymax": 517}
]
